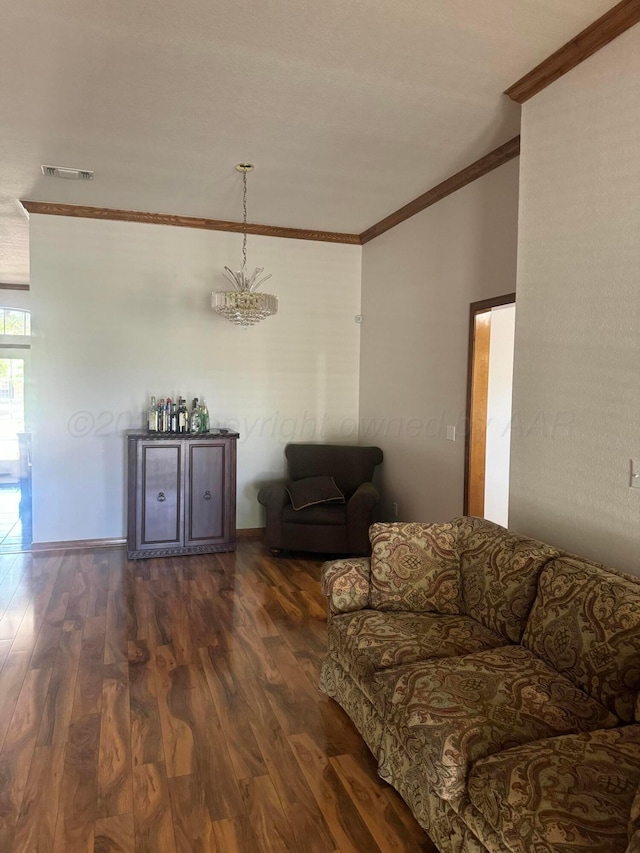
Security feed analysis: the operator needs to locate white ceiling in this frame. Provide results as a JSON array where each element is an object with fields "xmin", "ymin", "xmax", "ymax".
[{"xmin": 0, "ymin": 0, "xmax": 614, "ymax": 283}]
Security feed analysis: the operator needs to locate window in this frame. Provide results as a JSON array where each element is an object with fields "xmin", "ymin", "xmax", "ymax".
[{"xmin": 0, "ymin": 309, "xmax": 30, "ymax": 336}]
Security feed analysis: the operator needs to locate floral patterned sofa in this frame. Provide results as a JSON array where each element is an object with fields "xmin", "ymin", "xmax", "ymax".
[{"xmin": 319, "ymin": 517, "xmax": 640, "ymax": 853}]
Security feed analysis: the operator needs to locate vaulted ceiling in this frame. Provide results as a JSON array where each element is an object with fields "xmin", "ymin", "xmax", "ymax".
[{"xmin": 0, "ymin": 0, "xmax": 614, "ymax": 283}]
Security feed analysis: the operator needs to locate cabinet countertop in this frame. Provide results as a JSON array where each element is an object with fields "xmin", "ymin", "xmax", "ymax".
[{"xmin": 126, "ymin": 430, "xmax": 240, "ymax": 440}]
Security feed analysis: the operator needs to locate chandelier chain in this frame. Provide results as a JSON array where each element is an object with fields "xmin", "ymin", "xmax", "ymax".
[{"xmin": 242, "ymin": 169, "xmax": 248, "ymax": 273}]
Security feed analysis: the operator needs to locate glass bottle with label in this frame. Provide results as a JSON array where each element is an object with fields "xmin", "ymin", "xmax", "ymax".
[
  {"xmin": 200, "ymin": 399, "xmax": 210, "ymax": 433},
  {"xmin": 170, "ymin": 402, "xmax": 179, "ymax": 433},
  {"xmin": 147, "ymin": 396, "xmax": 159, "ymax": 432},
  {"xmin": 178, "ymin": 398, "xmax": 189, "ymax": 433},
  {"xmin": 190, "ymin": 398, "xmax": 201, "ymax": 434}
]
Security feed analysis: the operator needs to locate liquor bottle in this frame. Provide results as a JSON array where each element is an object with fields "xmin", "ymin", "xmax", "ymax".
[
  {"xmin": 178, "ymin": 398, "xmax": 189, "ymax": 434},
  {"xmin": 163, "ymin": 398, "xmax": 172, "ymax": 433},
  {"xmin": 147, "ymin": 396, "xmax": 159, "ymax": 432},
  {"xmin": 158, "ymin": 399, "xmax": 165, "ymax": 432},
  {"xmin": 200, "ymin": 398, "xmax": 210, "ymax": 433},
  {"xmin": 170, "ymin": 402, "xmax": 178, "ymax": 433},
  {"xmin": 190, "ymin": 398, "xmax": 201, "ymax": 434}
]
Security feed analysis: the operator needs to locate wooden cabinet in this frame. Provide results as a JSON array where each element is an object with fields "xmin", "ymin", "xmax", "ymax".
[{"xmin": 127, "ymin": 431, "xmax": 237, "ymax": 559}]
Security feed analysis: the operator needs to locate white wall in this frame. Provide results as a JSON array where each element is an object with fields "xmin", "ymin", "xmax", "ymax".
[
  {"xmin": 359, "ymin": 159, "xmax": 520, "ymax": 522},
  {"xmin": 510, "ymin": 26, "xmax": 640, "ymax": 574},
  {"xmin": 30, "ymin": 215, "xmax": 361, "ymax": 542},
  {"xmin": 484, "ymin": 303, "xmax": 515, "ymax": 527}
]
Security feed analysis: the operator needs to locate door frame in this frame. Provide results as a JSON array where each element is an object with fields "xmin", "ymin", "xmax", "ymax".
[{"xmin": 463, "ymin": 293, "xmax": 516, "ymax": 516}]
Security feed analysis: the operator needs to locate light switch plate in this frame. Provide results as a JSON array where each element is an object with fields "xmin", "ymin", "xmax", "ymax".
[
  {"xmin": 446, "ymin": 425, "xmax": 456, "ymax": 441},
  {"xmin": 631, "ymin": 459, "xmax": 640, "ymax": 489}
]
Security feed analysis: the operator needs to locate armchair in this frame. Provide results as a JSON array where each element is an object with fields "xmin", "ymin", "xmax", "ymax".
[{"xmin": 257, "ymin": 443, "xmax": 383, "ymax": 556}]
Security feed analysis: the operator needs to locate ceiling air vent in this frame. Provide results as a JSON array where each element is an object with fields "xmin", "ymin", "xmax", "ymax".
[{"xmin": 41, "ymin": 165, "xmax": 94, "ymax": 180}]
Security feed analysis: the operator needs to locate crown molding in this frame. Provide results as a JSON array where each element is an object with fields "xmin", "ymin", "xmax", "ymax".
[
  {"xmin": 20, "ymin": 201, "xmax": 362, "ymax": 245},
  {"xmin": 22, "ymin": 138, "xmax": 523, "ymax": 249},
  {"xmin": 505, "ymin": 0, "xmax": 640, "ymax": 104},
  {"xmin": 359, "ymin": 136, "xmax": 521, "ymax": 244}
]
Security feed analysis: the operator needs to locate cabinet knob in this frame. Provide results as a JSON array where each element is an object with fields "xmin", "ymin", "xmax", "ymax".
[
  {"xmin": 157, "ymin": 492, "xmax": 166, "ymax": 502},
  {"xmin": 203, "ymin": 490, "xmax": 212, "ymax": 501}
]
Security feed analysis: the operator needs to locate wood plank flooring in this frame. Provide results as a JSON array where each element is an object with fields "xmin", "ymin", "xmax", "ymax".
[{"xmin": 0, "ymin": 543, "xmax": 437, "ymax": 852}]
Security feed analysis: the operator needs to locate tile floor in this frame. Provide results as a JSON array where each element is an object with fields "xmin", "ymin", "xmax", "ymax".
[{"xmin": 0, "ymin": 483, "xmax": 32, "ymax": 552}]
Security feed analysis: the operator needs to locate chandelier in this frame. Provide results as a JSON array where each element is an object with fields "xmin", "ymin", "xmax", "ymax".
[{"xmin": 212, "ymin": 164, "xmax": 278, "ymax": 328}]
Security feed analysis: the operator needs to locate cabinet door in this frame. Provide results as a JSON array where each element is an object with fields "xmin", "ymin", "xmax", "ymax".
[
  {"xmin": 137, "ymin": 442, "xmax": 184, "ymax": 550},
  {"xmin": 185, "ymin": 441, "xmax": 233, "ymax": 546}
]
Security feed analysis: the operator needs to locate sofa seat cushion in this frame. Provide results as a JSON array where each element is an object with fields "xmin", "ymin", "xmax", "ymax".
[
  {"xmin": 522, "ymin": 556, "xmax": 640, "ymax": 723},
  {"xmin": 468, "ymin": 725, "xmax": 640, "ymax": 853},
  {"xmin": 379, "ymin": 645, "xmax": 619, "ymax": 802},
  {"xmin": 369, "ymin": 521, "xmax": 462, "ymax": 614},
  {"xmin": 331, "ymin": 609, "xmax": 506, "ymax": 713},
  {"xmin": 455, "ymin": 516, "xmax": 559, "ymax": 644},
  {"xmin": 282, "ymin": 503, "xmax": 347, "ymax": 526}
]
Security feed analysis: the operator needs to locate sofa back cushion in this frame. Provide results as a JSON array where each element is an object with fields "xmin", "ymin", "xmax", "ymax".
[
  {"xmin": 456, "ymin": 516, "xmax": 559, "ymax": 643},
  {"xmin": 522, "ymin": 556, "xmax": 640, "ymax": 723},
  {"xmin": 369, "ymin": 521, "xmax": 461, "ymax": 614}
]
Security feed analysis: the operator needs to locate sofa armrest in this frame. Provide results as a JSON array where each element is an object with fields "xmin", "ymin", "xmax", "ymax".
[
  {"xmin": 322, "ymin": 558, "xmax": 371, "ymax": 615},
  {"xmin": 257, "ymin": 483, "xmax": 290, "ymax": 513}
]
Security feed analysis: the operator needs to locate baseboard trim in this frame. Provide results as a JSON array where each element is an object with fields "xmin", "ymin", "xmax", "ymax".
[
  {"xmin": 237, "ymin": 527, "xmax": 265, "ymax": 540},
  {"xmin": 32, "ymin": 537, "xmax": 127, "ymax": 554},
  {"xmin": 31, "ymin": 530, "xmax": 263, "ymax": 553}
]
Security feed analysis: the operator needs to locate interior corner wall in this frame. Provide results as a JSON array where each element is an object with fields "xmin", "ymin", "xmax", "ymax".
[
  {"xmin": 358, "ymin": 159, "xmax": 520, "ymax": 523},
  {"xmin": 29, "ymin": 215, "xmax": 361, "ymax": 543},
  {"xmin": 509, "ymin": 25, "xmax": 640, "ymax": 574}
]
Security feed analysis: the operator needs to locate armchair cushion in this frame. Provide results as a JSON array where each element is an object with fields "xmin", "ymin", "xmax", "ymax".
[
  {"xmin": 282, "ymin": 503, "xmax": 346, "ymax": 526},
  {"xmin": 285, "ymin": 475, "xmax": 344, "ymax": 510},
  {"xmin": 369, "ymin": 521, "xmax": 461, "ymax": 614}
]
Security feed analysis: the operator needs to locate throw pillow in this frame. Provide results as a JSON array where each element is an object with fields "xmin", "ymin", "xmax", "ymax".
[
  {"xmin": 286, "ymin": 476, "xmax": 345, "ymax": 511},
  {"xmin": 369, "ymin": 521, "xmax": 462, "ymax": 614}
]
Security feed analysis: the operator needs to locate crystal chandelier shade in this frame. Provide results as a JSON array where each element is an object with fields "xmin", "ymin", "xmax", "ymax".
[{"xmin": 212, "ymin": 164, "xmax": 278, "ymax": 328}]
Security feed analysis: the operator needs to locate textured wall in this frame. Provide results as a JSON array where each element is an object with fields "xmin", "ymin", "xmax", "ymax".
[
  {"xmin": 359, "ymin": 159, "xmax": 520, "ymax": 523},
  {"xmin": 30, "ymin": 216, "xmax": 361, "ymax": 542},
  {"xmin": 510, "ymin": 26, "xmax": 640, "ymax": 573}
]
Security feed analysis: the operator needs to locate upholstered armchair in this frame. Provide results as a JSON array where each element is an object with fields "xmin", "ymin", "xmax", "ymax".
[{"xmin": 257, "ymin": 443, "xmax": 383, "ymax": 556}]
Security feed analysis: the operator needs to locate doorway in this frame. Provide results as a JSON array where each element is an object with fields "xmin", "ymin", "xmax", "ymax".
[
  {"xmin": 464, "ymin": 294, "xmax": 516, "ymax": 527},
  {"xmin": 0, "ymin": 350, "xmax": 31, "ymax": 550}
]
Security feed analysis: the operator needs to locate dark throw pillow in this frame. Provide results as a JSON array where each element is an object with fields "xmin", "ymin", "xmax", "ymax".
[{"xmin": 286, "ymin": 476, "xmax": 345, "ymax": 511}]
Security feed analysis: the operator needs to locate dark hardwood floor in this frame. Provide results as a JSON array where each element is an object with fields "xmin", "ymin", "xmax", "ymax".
[{"xmin": 0, "ymin": 542, "xmax": 436, "ymax": 852}]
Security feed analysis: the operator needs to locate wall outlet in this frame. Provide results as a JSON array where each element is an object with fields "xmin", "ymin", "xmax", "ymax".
[
  {"xmin": 446, "ymin": 425, "xmax": 456, "ymax": 441},
  {"xmin": 631, "ymin": 459, "xmax": 640, "ymax": 489},
  {"xmin": 392, "ymin": 501, "xmax": 398, "ymax": 518}
]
